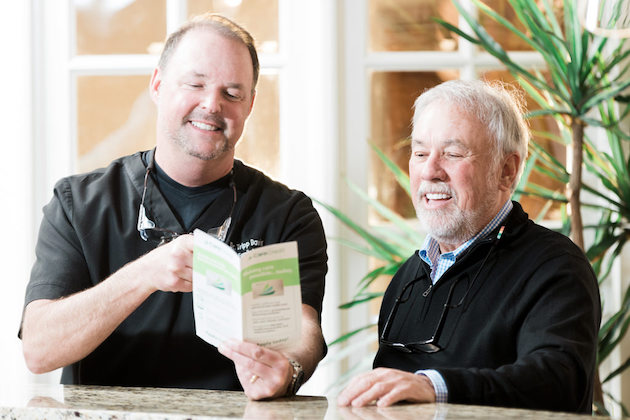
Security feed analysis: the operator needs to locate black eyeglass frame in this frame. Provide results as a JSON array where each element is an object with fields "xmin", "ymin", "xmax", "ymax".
[
  {"xmin": 136, "ymin": 158, "xmax": 237, "ymax": 246},
  {"xmin": 379, "ymin": 226, "xmax": 505, "ymax": 354},
  {"xmin": 379, "ymin": 276, "xmax": 460, "ymax": 354}
]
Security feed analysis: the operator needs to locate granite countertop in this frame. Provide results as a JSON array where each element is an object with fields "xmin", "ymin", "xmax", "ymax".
[{"xmin": 0, "ymin": 384, "xmax": 593, "ymax": 419}]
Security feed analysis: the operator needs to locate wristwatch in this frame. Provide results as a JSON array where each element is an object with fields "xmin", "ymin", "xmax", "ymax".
[{"xmin": 285, "ymin": 359, "xmax": 304, "ymax": 397}]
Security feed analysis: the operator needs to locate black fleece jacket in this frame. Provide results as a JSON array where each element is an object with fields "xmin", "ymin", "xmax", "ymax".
[{"xmin": 374, "ymin": 202, "xmax": 600, "ymax": 413}]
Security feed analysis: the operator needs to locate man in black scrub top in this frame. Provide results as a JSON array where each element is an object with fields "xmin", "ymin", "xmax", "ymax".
[{"xmin": 20, "ymin": 14, "xmax": 327, "ymax": 400}]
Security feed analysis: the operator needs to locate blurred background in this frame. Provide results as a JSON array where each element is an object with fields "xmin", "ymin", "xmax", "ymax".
[{"xmin": 1, "ymin": 0, "xmax": 628, "ymax": 412}]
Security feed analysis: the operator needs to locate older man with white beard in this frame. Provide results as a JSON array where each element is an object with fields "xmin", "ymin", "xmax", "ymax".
[{"xmin": 338, "ymin": 80, "xmax": 600, "ymax": 414}]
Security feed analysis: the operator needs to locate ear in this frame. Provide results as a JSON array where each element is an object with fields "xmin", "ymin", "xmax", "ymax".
[
  {"xmin": 149, "ymin": 67, "xmax": 162, "ymax": 104},
  {"xmin": 499, "ymin": 152, "xmax": 520, "ymax": 192},
  {"xmin": 247, "ymin": 89, "xmax": 256, "ymax": 116}
]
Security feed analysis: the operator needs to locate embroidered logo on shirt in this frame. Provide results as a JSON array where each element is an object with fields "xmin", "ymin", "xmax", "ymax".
[{"xmin": 232, "ymin": 238, "xmax": 265, "ymax": 254}]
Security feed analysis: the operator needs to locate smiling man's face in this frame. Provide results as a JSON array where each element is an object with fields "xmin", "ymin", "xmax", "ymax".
[
  {"xmin": 150, "ymin": 27, "xmax": 255, "ymax": 166},
  {"xmin": 409, "ymin": 101, "xmax": 504, "ymax": 252}
]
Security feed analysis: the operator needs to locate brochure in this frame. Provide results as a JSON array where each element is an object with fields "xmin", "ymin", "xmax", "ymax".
[{"xmin": 192, "ymin": 229, "xmax": 302, "ymax": 350}]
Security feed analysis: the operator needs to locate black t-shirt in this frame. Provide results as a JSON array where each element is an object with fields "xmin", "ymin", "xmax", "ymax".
[
  {"xmin": 24, "ymin": 150, "xmax": 328, "ymax": 390},
  {"xmin": 148, "ymin": 155, "xmax": 231, "ymax": 231}
]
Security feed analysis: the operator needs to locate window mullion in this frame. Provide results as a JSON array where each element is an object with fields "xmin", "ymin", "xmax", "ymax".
[
  {"xmin": 68, "ymin": 55, "xmax": 158, "ymax": 75},
  {"xmin": 166, "ymin": 0, "xmax": 188, "ymax": 34}
]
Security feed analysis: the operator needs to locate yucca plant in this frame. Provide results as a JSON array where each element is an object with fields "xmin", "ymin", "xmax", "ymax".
[
  {"xmin": 521, "ymin": 98, "xmax": 630, "ymax": 414},
  {"xmin": 434, "ymin": 0, "xmax": 630, "ymax": 413}
]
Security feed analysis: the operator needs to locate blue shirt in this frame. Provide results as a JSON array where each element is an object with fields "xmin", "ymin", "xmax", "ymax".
[{"xmin": 416, "ymin": 200, "xmax": 513, "ymax": 403}]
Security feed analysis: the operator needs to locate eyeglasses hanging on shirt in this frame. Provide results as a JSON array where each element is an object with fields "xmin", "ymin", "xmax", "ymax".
[
  {"xmin": 379, "ymin": 226, "xmax": 505, "ymax": 354},
  {"xmin": 136, "ymin": 154, "xmax": 236, "ymax": 246}
]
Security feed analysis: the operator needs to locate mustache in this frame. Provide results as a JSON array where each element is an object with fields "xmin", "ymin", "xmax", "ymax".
[
  {"xmin": 185, "ymin": 111, "xmax": 226, "ymax": 130},
  {"xmin": 417, "ymin": 182, "xmax": 454, "ymax": 198}
]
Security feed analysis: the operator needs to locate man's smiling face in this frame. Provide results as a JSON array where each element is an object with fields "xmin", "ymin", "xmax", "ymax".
[
  {"xmin": 409, "ymin": 101, "xmax": 503, "ymax": 252},
  {"xmin": 151, "ymin": 27, "xmax": 255, "ymax": 164}
]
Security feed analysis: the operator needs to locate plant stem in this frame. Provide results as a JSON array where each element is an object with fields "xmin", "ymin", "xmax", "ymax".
[
  {"xmin": 569, "ymin": 117, "xmax": 605, "ymax": 411},
  {"xmin": 569, "ymin": 118, "xmax": 585, "ymax": 250}
]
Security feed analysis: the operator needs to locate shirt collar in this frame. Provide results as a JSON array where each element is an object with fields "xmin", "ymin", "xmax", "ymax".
[{"xmin": 419, "ymin": 199, "xmax": 513, "ymax": 266}]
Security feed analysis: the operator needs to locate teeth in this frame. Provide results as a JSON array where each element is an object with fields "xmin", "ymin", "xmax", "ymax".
[
  {"xmin": 426, "ymin": 193, "xmax": 450, "ymax": 200},
  {"xmin": 191, "ymin": 121, "xmax": 219, "ymax": 131}
]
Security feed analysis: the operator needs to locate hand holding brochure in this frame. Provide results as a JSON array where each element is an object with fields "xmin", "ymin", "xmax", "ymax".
[{"xmin": 192, "ymin": 229, "xmax": 302, "ymax": 350}]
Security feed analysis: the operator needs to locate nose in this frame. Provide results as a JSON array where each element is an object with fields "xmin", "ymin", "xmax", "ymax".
[
  {"xmin": 421, "ymin": 153, "xmax": 446, "ymax": 181},
  {"xmin": 200, "ymin": 90, "xmax": 222, "ymax": 113}
]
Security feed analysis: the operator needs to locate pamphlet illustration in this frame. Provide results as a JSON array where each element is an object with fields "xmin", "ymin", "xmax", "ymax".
[{"xmin": 192, "ymin": 229, "xmax": 302, "ymax": 350}]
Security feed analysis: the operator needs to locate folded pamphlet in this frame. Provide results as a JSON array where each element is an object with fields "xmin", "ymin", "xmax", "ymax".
[{"xmin": 192, "ymin": 229, "xmax": 302, "ymax": 350}]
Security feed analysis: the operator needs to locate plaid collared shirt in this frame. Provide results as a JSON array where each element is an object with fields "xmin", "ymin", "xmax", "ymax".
[{"xmin": 419, "ymin": 200, "xmax": 513, "ymax": 284}]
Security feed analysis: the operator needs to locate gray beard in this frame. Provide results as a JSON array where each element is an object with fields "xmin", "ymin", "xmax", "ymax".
[
  {"xmin": 416, "ymin": 205, "xmax": 481, "ymax": 246},
  {"xmin": 414, "ymin": 171, "xmax": 500, "ymax": 248},
  {"xmin": 414, "ymin": 189, "xmax": 498, "ymax": 248}
]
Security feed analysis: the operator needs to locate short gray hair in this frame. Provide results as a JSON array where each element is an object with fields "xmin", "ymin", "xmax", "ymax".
[{"xmin": 412, "ymin": 79, "xmax": 530, "ymax": 191}]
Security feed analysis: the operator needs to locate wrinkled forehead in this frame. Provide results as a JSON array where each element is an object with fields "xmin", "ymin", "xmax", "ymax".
[
  {"xmin": 412, "ymin": 101, "xmax": 473, "ymax": 134},
  {"xmin": 411, "ymin": 101, "xmax": 492, "ymax": 150},
  {"xmin": 414, "ymin": 99, "xmax": 467, "ymax": 122}
]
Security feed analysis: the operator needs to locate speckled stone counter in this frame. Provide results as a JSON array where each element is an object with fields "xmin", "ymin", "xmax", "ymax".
[{"xmin": 0, "ymin": 384, "xmax": 593, "ymax": 419}]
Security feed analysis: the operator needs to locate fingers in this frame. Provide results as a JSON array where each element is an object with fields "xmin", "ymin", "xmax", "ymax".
[
  {"xmin": 141, "ymin": 234, "xmax": 195, "ymax": 293},
  {"xmin": 337, "ymin": 371, "xmax": 377, "ymax": 407},
  {"xmin": 163, "ymin": 235, "xmax": 195, "ymax": 287},
  {"xmin": 218, "ymin": 340, "xmax": 292, "ymax": 400},
  {"xmin": 338, "ymin": 370, "xmax": 399, "ymax": 407},
  {"xmin": 337, "ymin": 368, "xmax": 435, "ymax": 408}
]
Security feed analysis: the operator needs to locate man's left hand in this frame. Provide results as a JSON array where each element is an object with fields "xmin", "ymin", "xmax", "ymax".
[
  {"xmin": 337, "ymin": 368, "xmax": 436, "ymax": 407},
  {"xmin": 218, "ymin": 339, "xmax": 292, "ymax": 400}
]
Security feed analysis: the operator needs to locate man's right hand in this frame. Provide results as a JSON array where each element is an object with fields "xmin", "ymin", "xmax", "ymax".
[{"xmin": 132, "ymin": 234, "xmax": 195, "ymax": 294}]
